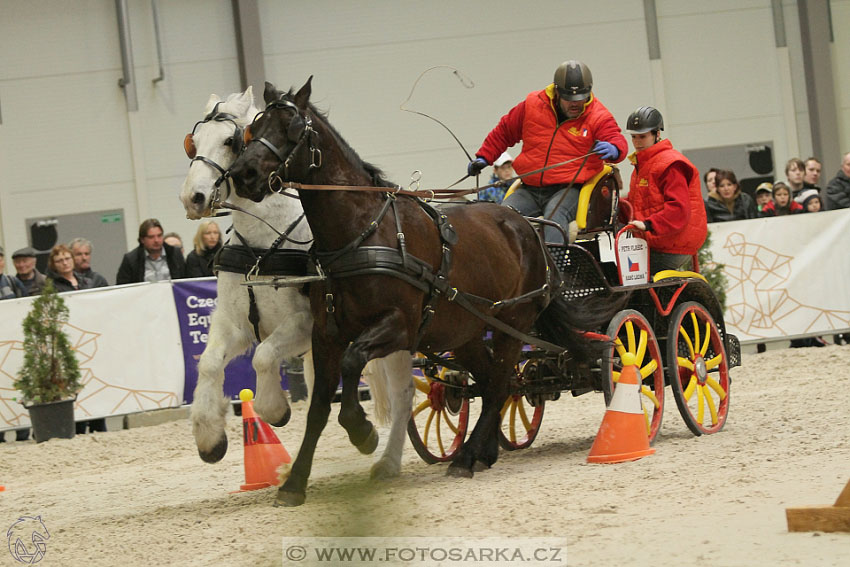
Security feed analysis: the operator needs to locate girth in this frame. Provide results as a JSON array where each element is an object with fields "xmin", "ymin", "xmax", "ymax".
[{"xmin": 214, "ymin": 245, "xmax": 313, "ymax": 277}]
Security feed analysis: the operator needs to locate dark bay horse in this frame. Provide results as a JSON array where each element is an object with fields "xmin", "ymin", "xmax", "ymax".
[{"xmin": 228, "ymin": 78, "xmax": 624, "ymax": 507}]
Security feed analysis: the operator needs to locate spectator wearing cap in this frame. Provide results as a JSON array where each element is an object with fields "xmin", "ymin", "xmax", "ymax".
[
  {"xmin": 0, "ymin": 246, "xmax": 27, "ymax": 300},
  {"xmin": 797, "ymin": 189, "xmax": 822, "ymax": 213},
  {"xmin": 824, "ymin": 151, "xmax": 850, "ymax": 211},
  {"xmin": 754, "ymin": 182, "xmax": 774, "ymax": 214},
  {"xmin": 12, "ymin": 247, "xmax": 46, "ymax": 296},
  {"xmin": 478, "ymin": 152, "xmax": 515, "ymax": 203},
  {"xmin": 759, "ymin": 182, "xmax": 802, "ymax": 217},
  {"xmin": 116, "ymin": 219, "xmax": 186, "ymax": 284}
]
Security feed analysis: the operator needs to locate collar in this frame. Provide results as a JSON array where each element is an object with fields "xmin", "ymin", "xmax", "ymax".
[{"xmin": 544, "ymin": 84, "xmax": 593, "ymax": 117}]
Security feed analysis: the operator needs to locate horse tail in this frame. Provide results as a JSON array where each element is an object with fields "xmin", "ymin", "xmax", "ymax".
[
  {"xmin": 534, "ymin": 290, "xmax": 631, "ymax": 361},
  {"xmin": 361, "ymin": 359, "xmax": 391, "ymax": 425}
]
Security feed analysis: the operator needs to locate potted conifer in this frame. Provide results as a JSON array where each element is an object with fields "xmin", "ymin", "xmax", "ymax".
[{"xmin": 13, "ymin": 280, "xmax": 82, "ymax": 442}]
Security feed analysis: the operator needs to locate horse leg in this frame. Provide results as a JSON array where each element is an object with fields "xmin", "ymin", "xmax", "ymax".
[
  {"xmin": 446, "ymin": 334, "xmax": 520, "ymax": 478},
  {"xmin": 252, "ymin": 310, "xmax": 312, "ymax": 427},
  {"xmin": 275, "ymin": 333, "xmax": 342, "ymax": 507},
  {"xmin": 369, "ymin": 351, "xmax": 414, "ymax": 480},
  {"xmin": 338, "ymin": 314, "xmax": 410, "ymax": 454},
  {"xmin": 191, "ymin": 317, "xmax": 251, "ymax": 463}
]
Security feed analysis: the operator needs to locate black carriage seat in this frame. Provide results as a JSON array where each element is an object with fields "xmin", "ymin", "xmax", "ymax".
[{"xmin": 574, "ymin": 165, "xmax": 622, "ymax": 237}]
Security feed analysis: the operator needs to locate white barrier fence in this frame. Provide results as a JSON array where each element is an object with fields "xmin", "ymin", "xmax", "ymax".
[{"xmin": 1, "ymin": 209, "xmax": 848, "ymax": 431}]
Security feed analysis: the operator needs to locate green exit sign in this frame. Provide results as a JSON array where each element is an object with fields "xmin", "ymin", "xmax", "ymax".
[{"xmin": 101, "ymin": 213, "xmax": 122, "ymax": 223}]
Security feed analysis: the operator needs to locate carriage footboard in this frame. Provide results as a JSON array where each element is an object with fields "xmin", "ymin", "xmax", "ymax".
[{"xmin": 726, "ymin": 334, "xmax": 741, "ymax": 369}]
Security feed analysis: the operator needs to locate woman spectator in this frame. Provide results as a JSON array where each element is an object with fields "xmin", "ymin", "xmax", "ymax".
[
  {"xmin": 704, "ymin": 169, "xmax": 758, "ymax": 222},
  {"xmin": 759, "ymin": 182, "xmax": 802, "ymax": 217},
  {"xmin": 186, "ymin": 221, "xmax": 223, "ymax": 277},
  {"xmin": 46, "ymin": 244, "xmax": 92, "ymax": 292}
]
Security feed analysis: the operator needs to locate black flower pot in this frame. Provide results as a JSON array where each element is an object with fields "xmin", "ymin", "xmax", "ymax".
[{"xmin": 25, "ymin": 398, "xmax": 76, "ymax": 443}]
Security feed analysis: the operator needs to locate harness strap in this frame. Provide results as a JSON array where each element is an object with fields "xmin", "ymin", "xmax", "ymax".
[{"xmin": 247, "ymin": 285, "xmax": 262, "ymax": 341}]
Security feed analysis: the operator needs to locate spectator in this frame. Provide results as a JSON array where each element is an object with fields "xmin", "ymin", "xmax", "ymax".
[
  {"xmin": 466, "ymin": 60, "xmax": 627, "ymax": 243},
  {"xmin": 785, "ymin": 157, "xmax": 806, "ymax": 200},
  {"xmin": 0, "ymin": 246, "xmax": 27, "ymax": 299},
  {"xmin": 803, "ymin": 157, "xmax": 822, "ymax": 190},
  {"xmin": 116, "ymin": 219, "xmax": 187, "ymax": 284},
  {"xmin": 46, "ymin": 244, "xmax": 92, "ymax": 292},
  {"xmin": 163, "ymin": 232, "xmax": 185, "ymax": 256},
  {"xmin": 824, "ymin": 151, "xmax": 850, "ymax": 210},
  {"xmin": 186, "ymin": 220, "xmax": 223, "ymax": 277},
  {"xmin": 760, "ymin": 182, "xmax": 803, "ymax": 217},
  {"xmin": 704, "ymin": 169, "xmax": 758, "ymax": 222},
  {"xmin": 69, "ymin": 237, "xmax": 109, "ymax": 288},
  {"xmin": 754, "ymin": 182, "xmax": 774, "ymax": 213},
  {"xmin": 703, "ymin": 168, "xmax": 719, "ymax": 195},
  {"xmin": 797, "ymin": 189, "xmax": 822, "ymax": 213},
  {"xmin": 477, "ymin": 152, "xmax": 515, "ymax": 203},
  {"xmin": 12, "ymin": 247, "xmax": 46, "ymax": 296},
  {"xmin": 622, "ymin": 106, "xmax": 707, "ymax": 275}
]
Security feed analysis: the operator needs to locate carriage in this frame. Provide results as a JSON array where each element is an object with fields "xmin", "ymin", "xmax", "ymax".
[{"xmin": 407, "ymin": 164, "xmax": 741, "ymax": 463}]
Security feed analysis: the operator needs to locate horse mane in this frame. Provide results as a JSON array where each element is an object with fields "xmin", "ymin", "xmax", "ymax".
[{"xmin": 286, "ymin": 88, "xmax": 396, "ymax": 188}]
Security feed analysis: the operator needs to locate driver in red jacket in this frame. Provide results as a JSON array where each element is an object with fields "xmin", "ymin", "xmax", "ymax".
[
  {"xmin": 623, "ymin": 106, "xmax": 707, "ymax": 276},
  {"xmin": 467, "ymin": 60, "xmax": 627, "ymax": 244}
]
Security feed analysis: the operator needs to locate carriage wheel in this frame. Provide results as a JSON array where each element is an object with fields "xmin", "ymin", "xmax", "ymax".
[
  {"xmin": 666, "ymin": 302, "xmax": 730, "ymax": 436},
  {"xmin": 603, "ymin": 309, "xmax": 665, "ymax": 444},
  {"xmin": 498, "ymin": 359, "xmax": 545, "ymax": 450},
  {"xmin": 406, "ymin": 356, "xmax": 470, "ymax": 464}
]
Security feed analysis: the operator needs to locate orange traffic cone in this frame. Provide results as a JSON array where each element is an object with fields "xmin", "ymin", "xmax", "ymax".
[
  {"xmin": 235, "ymin": 389, "xmax": 291, "ymax": 492},
  {"xmin": 587, "ymin": 352, "xmax": 655, "ymax": 464}
]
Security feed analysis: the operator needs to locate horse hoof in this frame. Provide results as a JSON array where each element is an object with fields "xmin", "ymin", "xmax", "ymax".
[
  {"xmin": 198, "ymin": 435, "xmax": 228, "ymax": 463},
  {"xmin": 356, "ymin": 427, "xmax": 379, "ymax": 455},
  {"xmin": 370, "ymin": 460, "xmax": 400, "ymax": 481},
  {"xmin": 274, "ymin": 490, "xmax": 306, "ymax": 507},
  {"xmin": 269, "ymin": 406, "xmax": 291, "ymax": 428},
  {"xmin": 472, "ymin": 460, "xmax": 491, "ymax": 473},
  {"xmin": 446, "ymin": 463, "xmax": 474, "ymax": 479}
]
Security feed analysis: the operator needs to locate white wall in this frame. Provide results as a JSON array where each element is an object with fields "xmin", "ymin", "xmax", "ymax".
[{"xmin": 1, "ymin": 0, "xmax": 849, "ymax": 259}]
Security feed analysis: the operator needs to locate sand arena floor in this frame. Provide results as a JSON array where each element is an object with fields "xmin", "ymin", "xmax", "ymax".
[{"xmin": 1, "ymin": 346, "xmax": 849, "ymax": 566}]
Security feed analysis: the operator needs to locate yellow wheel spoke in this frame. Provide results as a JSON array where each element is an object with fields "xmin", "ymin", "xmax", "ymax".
[
  {"xmin": 696, "ymin": 382, "xmax": 705, "ymax": 424},
  {"xmin": 705, "ymin": 354, "xmax": 723, "ymax": 371},
  {"xmin": 518, "ymin": 399, "xmax": 532, "ymax": 430},
  {"xmin": 640, "ymin": 359, "xmax": 658, "ymax": 379},
  {"xmin": 612, "ymin": 370, "xmax": 621, "ymax": 384},
  {"xmin": 643, "ymin": 405, "xmax": 651, "ymax": 435},
  {"xmin": 636, "ymin": 328, "xmax": 648, "ymax": 366},
  {"xmin": 703, "ymin": 384, "xmax": 719, "ymax": 426},
  {"xmin": 700, "ymin": 321, "xmax": 711, "ymax": 356},
  {"xmin": 422, "ymin": 409, "xmax": 435, "ymax": 449},
  {"xmin": 435, "ymin": 410, "xmax": 445, "ymax": 456},
  {"xmin": 626, "ymin": 321, "xmax": 636, "ymax": 354},
  {"xmin": 500, "ymin": 397, "xmax": 513, "ymax": 418},
  {"xmin": 683, "ymin": 375, "xmax": 697, "ymax": 400},
  {"xmin": 413, "ymin": 377, "xmax": 430, "ymax": 394},
  {"xmin": 641, "ymin": 386, "xmax": 660, "ymax": 409},
  {"xmin": 678, "ymin": 327, "xmax": 695, "ymax": 358},
  {"xmin": 509, "ymin": 403, "xmax": 518, "ymax": 443},
  {"xmin": 690, "ymin": 311, "xmax": 700, "ymax": 350},
  {"xmin": 705, "ymin": 376, "xmax": 727, "ymax": 401},
  {"xmin": 676, "ymin": 357, "xmax": 695, "ymax": 371},
  {"xmin": 614, "ymin": 338, "xmax": 627, "ymax": 359},
  {"xmin": 412, "ymin": 398, "xmax": 431, "ymax": 418}
]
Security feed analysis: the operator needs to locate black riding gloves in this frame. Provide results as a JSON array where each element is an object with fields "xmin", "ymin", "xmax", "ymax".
[{"xmin": 467, "ymin": 157, "xmax": 489, "ymax": 176}]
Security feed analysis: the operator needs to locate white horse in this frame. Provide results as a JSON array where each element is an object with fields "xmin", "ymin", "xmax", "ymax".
[{"xmin": 179, "ymin": 87, "xmax": 413, "ymax": 479}]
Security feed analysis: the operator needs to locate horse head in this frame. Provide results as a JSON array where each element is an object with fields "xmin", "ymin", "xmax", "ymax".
[
  {"xmin": 229, "ymin": 78, "xmax": 322, "ymax": 202},
  {"xmin": 180, "ymin": 87, "xmax": 258, "ymax": 219}
]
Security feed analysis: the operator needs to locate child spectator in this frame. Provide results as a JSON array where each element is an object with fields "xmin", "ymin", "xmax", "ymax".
[
  {"xmin": 760, "ymin": 182, "xmax": 802, "ymax": 216},
  {"xmin": 797, "ymin": 189, "xmax": 822, "ymax": 213},
  {"xmin": 754, "ymin": 182, "xmax": 774, "ymax": 213}
]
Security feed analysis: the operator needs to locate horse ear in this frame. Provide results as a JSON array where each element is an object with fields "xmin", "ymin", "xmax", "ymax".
[
  {"xmin": 204, "ymin": 93, "xmax": 221, "ymax": 114},
  {"xmin": 263, "ymin": 81, "xmax": 278, "ymax": 104},
  {"xmin": 293, "ymin": 76, "xmax": 313, "ymax": 109},
  {"xmin": 242, "ymin": 85, "xmax": 254, "ymax": 105}
]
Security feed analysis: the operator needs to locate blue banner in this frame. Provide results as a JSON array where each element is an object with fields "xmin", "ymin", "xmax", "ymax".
[{"xmin": 171, "ymin": 279, "xmax": 291, "ymax": 404}]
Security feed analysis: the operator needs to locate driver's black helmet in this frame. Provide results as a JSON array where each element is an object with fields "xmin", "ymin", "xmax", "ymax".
[
  {"xmin": 626, "ymin": 106, "xmax": 664, "ymax": 133},
  {"xmin": 553, "ymin": 60, "xmax": 593, "ymax": 101}
]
